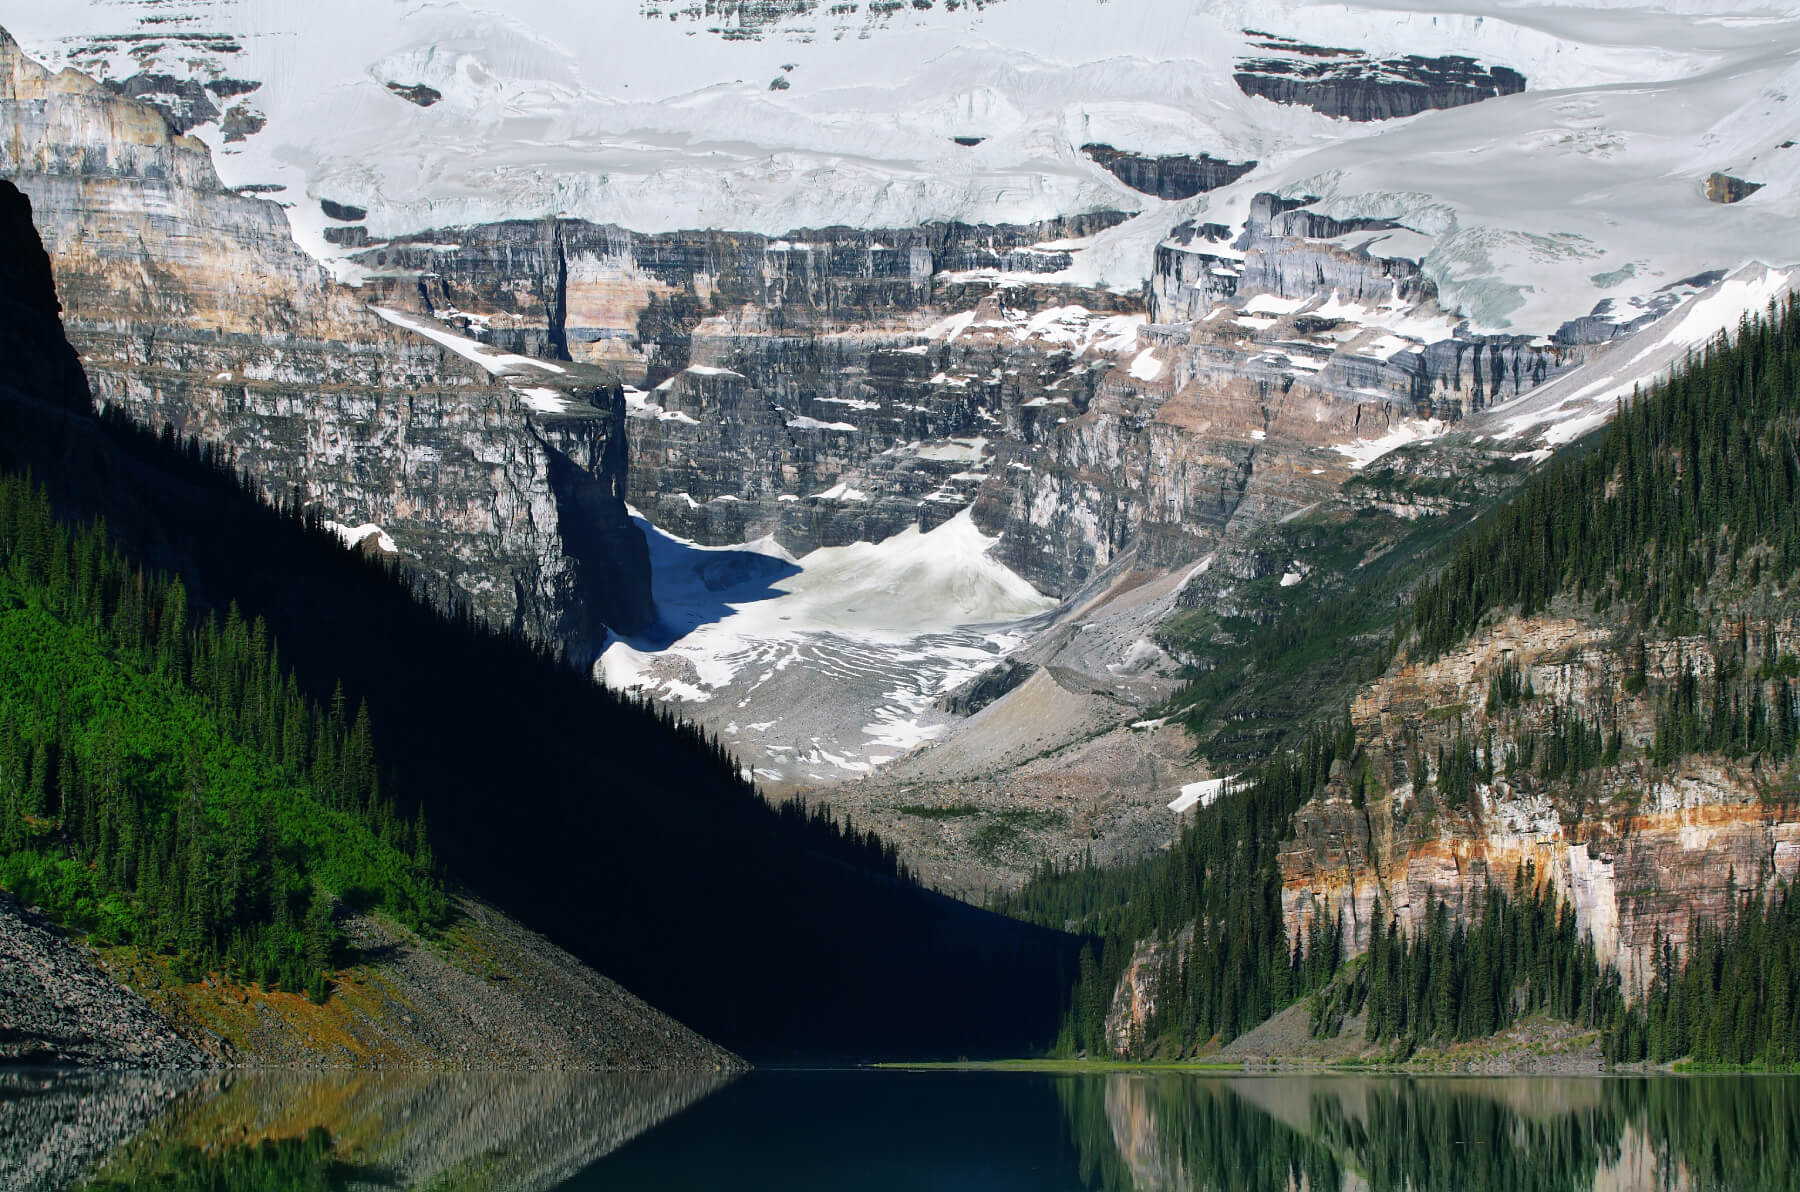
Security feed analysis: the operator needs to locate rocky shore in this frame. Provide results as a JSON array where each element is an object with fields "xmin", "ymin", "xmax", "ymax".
[
  {"xmin": 1, "ymin": 891, "xmax": 742, "ymax": 1074},
  {"xmin": 0, "ymin": 894, "xmax": 209, "ymax": 1069}
]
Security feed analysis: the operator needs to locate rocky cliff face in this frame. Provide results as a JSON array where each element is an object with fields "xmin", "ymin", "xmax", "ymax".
[
  {"xmin": 977, "ymin": 192, "xmax": 1578, "ymax": 596},
  {"xmin": 352, "ymin": 189, "xmax": 1583, "ymax": 602},
  {"xmin": 353, "ymin": 212, "xmax": 1136, "ymax": 557},
  {"xmin": 1078, "ymin": 145, "xmax": 1258, "ymax": 201},
  {"xmin": 0, "ymin": 30, "xmax": 650, "ymax": 660},
  {"xmin": 1276, "ymin": 612, "xmax": 1800, "ymax": 996},
  {"xmin": 1234, "ymin": 31, "xmax": 1527, "ymax": 121}
]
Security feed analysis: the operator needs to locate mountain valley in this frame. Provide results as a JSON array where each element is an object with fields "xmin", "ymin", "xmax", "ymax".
[{"xmin": 6, "ymin": 0, "xmax": 1800, "ymax": 1103}]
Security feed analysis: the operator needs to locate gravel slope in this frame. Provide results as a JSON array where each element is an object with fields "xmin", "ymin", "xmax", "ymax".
[
  {"xmin": 2, "ymin": 892, "xmax": 742, "ymax": 1072},
  {"xmin": 0, "ymin": 893, "xmax": 208, "ymax": 1068}
]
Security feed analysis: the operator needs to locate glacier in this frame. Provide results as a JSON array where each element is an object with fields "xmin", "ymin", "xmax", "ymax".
[{"xmin": 9, "ymin": 0, "xmax": 1800, "ymax": 332}]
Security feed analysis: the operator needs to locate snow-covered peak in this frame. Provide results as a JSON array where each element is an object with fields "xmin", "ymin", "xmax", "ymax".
[{"xmin": 9, "ymin": 0, "xmax": 1800, "ymax": 330}]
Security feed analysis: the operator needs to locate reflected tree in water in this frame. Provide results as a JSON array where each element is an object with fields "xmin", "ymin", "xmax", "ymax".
[{"xmin": 1059, "ymin": 1074, "xmax": 1800, "ymax": 1192}]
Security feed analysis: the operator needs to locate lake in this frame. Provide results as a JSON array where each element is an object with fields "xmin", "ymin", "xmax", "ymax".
[{"xmin": 5, "ymin": 1065, "xmax": 1796, "ymax": 1189}]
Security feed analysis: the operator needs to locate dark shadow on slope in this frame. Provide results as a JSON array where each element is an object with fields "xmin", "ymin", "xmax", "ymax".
[
  {"xmin": 627, "ymin": 512, "xmax": 801, "ymax": 647},
  {"xmin": 0, "ymin": 179, "xmax": 1081, "ymax": 1062}
]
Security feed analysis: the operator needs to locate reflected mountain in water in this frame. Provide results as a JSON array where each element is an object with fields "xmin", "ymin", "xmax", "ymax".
[
  {"xmin": 1072, "ymin": 1073, "xmax": 1800, "ymax": 1192},
  {"xmin": 1, "ymin": 1068, "xmax": 208, "ymax": 1192},
  {"xmin": 14, "ymin": 1068, "xmax": 1800, "ymax": 1190},
  {"xmin": 16, "ymin": 1067, "xmax": 732, "ymax": 1192}
]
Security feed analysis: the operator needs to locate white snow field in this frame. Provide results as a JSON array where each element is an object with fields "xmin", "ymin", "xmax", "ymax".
[
  {"xmin": 1466, "ymin": 262, "xmax": 1799, "ymax": 452},
  {"xmin": 10, "ymin": 0, "xmax": 1800, "ymax": 332},
  {"xmin": 598, "ymin": 509, "xmax": 1058, "ymax": 783}
]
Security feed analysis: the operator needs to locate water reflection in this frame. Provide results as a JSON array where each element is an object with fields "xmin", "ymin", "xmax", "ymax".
[
  {"xmin": 6, "ymin": 1068, "xmax": 731, "ymax": 1192},
  {"xmin": 1071, "ymin": 1073, "xmax": 1800, "ymax": 1192},
  {"xmin": 12, "ymin": 1067, "xmax": 1800, "ymax": 1190}
]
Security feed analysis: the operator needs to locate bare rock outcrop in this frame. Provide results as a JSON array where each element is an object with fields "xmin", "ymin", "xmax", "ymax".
[
  {"xmin": 1234, "ymin": 31, "xmax": 1526, "ymax": 121},
  {"xmin": 0, "ymin": 28, "xmax": 651, "ymax": 661},
  {"xmin": 1276, "ymin": 613, "xmax": 1800, "ymax": 996}
]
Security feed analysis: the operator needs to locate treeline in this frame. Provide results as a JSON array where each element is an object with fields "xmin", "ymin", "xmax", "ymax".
[
  {"xmin": 0, "ymin": 176, "xmax": 1084, "ymax": 1060},
  {"xmin": 101, "ymin": 414, "xmax": 916, "ymax": 890},
  {"xmin": 1610, "ymin": 880, "xmax": 1800, "ymax": 1067},
  {"xmin": 1409, "ymin": 295, "xmax": 1800, "ymax": 658},
  {"xmin": 774, "ymin": 797, "xmax": 913, "ymax": 885},
  {"xmin": 1009, "ymin": 299, "xmax": 1800, "ymax": 1059},
  {"xmin": 1001, "ymin": 721, "xmax": 1356, "ymax": 1056},
  {"xmin": 0, "ymin": 469, "xmax": 444, "ymax": 998},
  {"xmin": 1308, "ymin": 869, "xmax": 1624, "ymax": 1049},
  {"xmin": 0, "ymin": 435, "xmax": 919, "ymax": 1001}
]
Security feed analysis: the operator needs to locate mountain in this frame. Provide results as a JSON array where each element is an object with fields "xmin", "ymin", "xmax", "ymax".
[
  {"xmin": 0, "ymin": 177, "xmax": 740, "ymax": 1071},
  {"xmin": 10, "ymin": 0, "xmax": 1797, "ymax": 334},
  {"xmin": 1003, "ymin": 297, "xmax": 1800, "ymax": 1065},
  {"xmin": 0, "ymin": 27, "xmax": 651, "ymax": 665},
  {"xmin": 0, "ymin": 173, "xmax": 1078, "ymax": 1062},
  {"xmin": 11, "ymin": 0, "xmax": 1800, "ymax": 1071},
  {"xmin": 9, "ymin": 3, "xmax": 1800, "ymax": 901}
]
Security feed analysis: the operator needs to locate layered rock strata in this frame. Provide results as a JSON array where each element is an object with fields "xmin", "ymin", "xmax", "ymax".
[
  {"xmin": 1276, "ymin": 613, "xmax": 1800, "ymax": 997},
  {"xmin": 982, "ymin": 193, "xmax": 1578, "ymax": 596},
  {"xmin": 0, "ymin": 30, "xmax": 651, "ymax": 659},
  {"xmin": 359, "ymin": 192, "xmax": 1579, "ymax": 601},
  {"xmin": 353, "ymin": 213, "xmax": 1136, "ymax": 556},
  {"xmin": 1235, "ymin": 31, "xmax": 1526, "ymax": 121}
]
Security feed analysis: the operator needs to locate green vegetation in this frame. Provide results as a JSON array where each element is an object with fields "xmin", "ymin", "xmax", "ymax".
[
  {"xmin": 1160, "ymin": 496, "xmax": 1480, "ymax": 764},
  {"xmin": 895, "ymin": 803, "xmax": 983, "ymax": 819},
  {"xmin": 1409, "ymin": 297, "xmax": 1800, "ymax": 658},
  {"xmin": 1009, "ymin": 295, "xmax": 1800, "ymax": 1066},
  {"xmin": 0, "ymin": 472, "xmax": 442, "ymax": 1000},
  {"xmin": 998, "ymin": 722, "xmax": 1355, "ymax": 1056},
  {"xmin": 82, "ymin": 1127, "xmax": 365, "ymax": 1191},
  {"xmin": 970, "ymin": 808, "xmax": 1067, "ymax": 861},
  {"xmin": 1610, "ymin": 880, "xmax": 1800, "ymax": 1067},
  {"xmin": 1308, "ymin": 870, "xmax": 1624, "ymax": 1050},
  {"xmin": 0, "ymin": 174, "xmax": 1081, "ymax": 1059}
]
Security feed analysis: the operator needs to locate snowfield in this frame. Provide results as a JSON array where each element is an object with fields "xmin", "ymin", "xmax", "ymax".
[
  {"xmin": 10, "ymin": 0, "xmax": 1800, "ymax": 332},
  {"xmin": 598, "ymin": 509, "xmax": 1057, "ymax": 783}
]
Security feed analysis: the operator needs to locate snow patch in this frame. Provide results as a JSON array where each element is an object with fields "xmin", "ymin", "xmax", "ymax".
[
  {"xmin": 1127, "ymin": 348, "xmax": 1164, "ymax": 381},
  {"xmin": 1332, "ymin": 418, "xmax": 1449, "ymax": 469},
  {"xmin": 324, "ymin": 520, "xmax": 397, "ymax": 554},
  {"xmin": 515, "ymin": 387, "xmax": 572, "ymax": 414},
  {"xmin": 371, "ymin": 306, "xmax": 566, "ymax": 376},
  {"xmin": 1170, "ymin": 776, "xmax": 1239, "ymax": 815}
]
